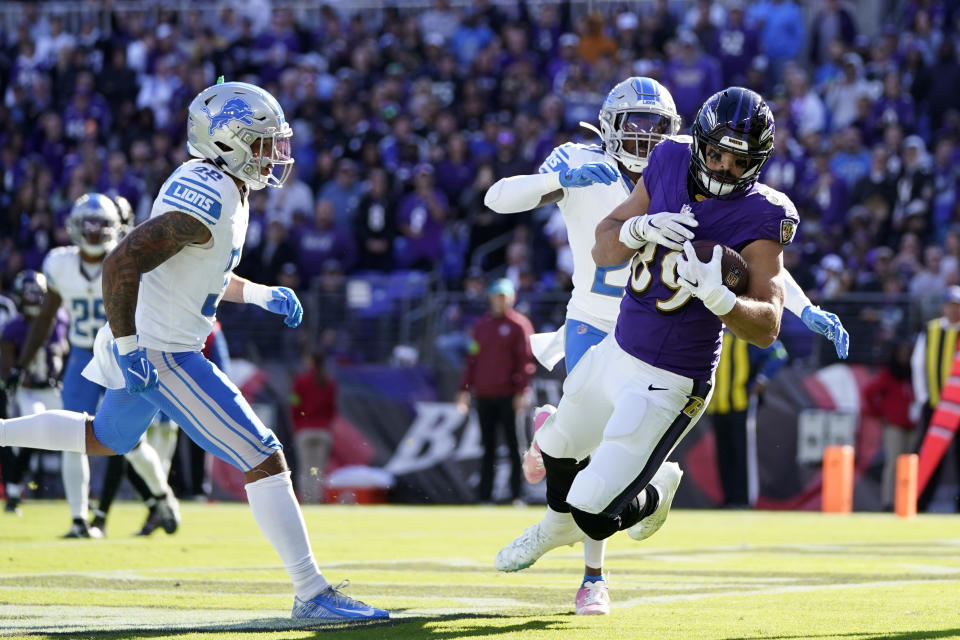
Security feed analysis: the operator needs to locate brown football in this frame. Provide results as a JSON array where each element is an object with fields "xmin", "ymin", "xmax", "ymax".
[{"xmin": 692, "ymin": 240, "xmax": 750, "ymax": 296}]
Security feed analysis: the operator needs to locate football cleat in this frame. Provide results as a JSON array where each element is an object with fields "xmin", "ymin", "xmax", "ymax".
[
  {"xmin": 88, "ymin": 515, "xmax": 107, "ymax": 538},
  {"xmin": 137, "ymin": 506, "xmax": 159, "ymax": 536},
  {"xmin": 155, "ymin": 493, "xmax": 181, "ymax": 534},
  {"xmin": 521, "ymin": 405, "xmax": 556, "ymax": 484},
  {"xmin": 4, "ymin": 498, "xmax": 22, "ymax": 516},
  {"xmin": 495, "ymin": 517, "xmax": 585, "ymax": 572},
  {"xmin": 575, "ymin": 578, "xmax": 610, "ymax": 615},
  {"xmin": 627, "ymin": 462, "xmax": 682, "ymax": 542},
  {"xmin": 64, "ymin": 517, "xmax": 102, "ymax": 539},
  {"xmin": 292, "ymin": 581, "xmax": 389, "ymax": 621}
]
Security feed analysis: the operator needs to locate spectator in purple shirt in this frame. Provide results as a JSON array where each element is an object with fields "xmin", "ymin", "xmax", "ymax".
[
  {"xmin": 96, "ymin": 150, "xmax": 144, "ymax": 208},
  {"xmin": 317, "ymin": 158, "xmax": 364, "ymax": 228},
  {"xmin": 714, "ymin": 3, "xmax": 759, "ymax": 87},
  {"xmin": 662, "ymin": 31, "xmax": 722, "ymax": 124},
  {"xmin": 297, "ymin": 198, "xmax": 356, "ymax": 284},
  {"xmin": 396, "ymin": 163, "xmax": 448, "ymax": 271},
  {"xmin": 869, "ymin": 70, "xmax": 916, "ymax": 137},
  {"xmin": 435, "ymin": 133, "xmax": 476, "ymax": 209}
]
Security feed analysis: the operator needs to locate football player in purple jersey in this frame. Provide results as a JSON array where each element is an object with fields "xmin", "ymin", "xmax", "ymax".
[{"xmin": 495, "ymin": 87, "xmax": 817, "ymax": 580}]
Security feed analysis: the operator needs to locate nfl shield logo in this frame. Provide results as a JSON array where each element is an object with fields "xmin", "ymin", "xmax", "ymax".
[{"xmin": 780, "ymin": 219, "xmax": 797, "ymax": 245}]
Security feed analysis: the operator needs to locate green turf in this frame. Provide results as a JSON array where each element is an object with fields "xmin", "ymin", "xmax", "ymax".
[{"xmin": 1, "ymin": 501, "xmax": 960, "ymax": 639}]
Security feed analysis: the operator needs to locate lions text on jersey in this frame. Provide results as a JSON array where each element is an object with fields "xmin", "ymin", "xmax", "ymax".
[
  {"xmin": 539, "ymin": 142, "xmax": 635, "ymax": 334},
  {"xmin": 138, "ymin": 159, "xmax": 246, "ymax": 352}
]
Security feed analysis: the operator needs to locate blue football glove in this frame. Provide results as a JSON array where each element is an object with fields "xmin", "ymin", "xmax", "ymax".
[
  {"xmin": 113, "ymin": 344, "xmax": 159, "ymax": 393},
  {"xmin": 265, "ymin": 286, "xmax": 303, "ymax": 327},
  {"xmin": 801, "ymin": 305, "xmax": 849, "ymax": 359},
  {"xmin": 558, "ymin": 162, "xmax": 619, "ymax": 188}
]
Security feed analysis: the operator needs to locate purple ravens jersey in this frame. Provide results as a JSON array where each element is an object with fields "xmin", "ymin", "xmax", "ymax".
[
  {"xmin": 615, "ymin": 137, "xmax": 799, "ymax": 380},
  {"xmin": 1, "ymin": 309, "xmax": 69, "ymax": 386}
]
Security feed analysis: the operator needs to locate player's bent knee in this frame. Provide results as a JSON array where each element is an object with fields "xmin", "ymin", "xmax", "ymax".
[
  {"xmin": 566, "ymin": 467, "xmax": 610, "ymax": 515},
  {"xmin": 91, "ymin": 417, "xmax": 139, "ymax": 455},
  {"xmin": 535, "ymin": 414, "xmax": 574, "ymax": 458},
  {"xmin": 570, "ymin": 507, "xmax": 619, "ymax": 541}
]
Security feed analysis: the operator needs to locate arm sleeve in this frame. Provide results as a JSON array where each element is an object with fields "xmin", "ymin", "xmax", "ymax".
[
  {"xmin": 911, "ymin": 332, "xmax": 928, "ymax": 406},
  {"xmin": 783, "ymin": 269, "xmax": 812, "ymax": 318},
  {"xmin": 484, "ymin": 172, "xmax": 563, "ymax": 214}
]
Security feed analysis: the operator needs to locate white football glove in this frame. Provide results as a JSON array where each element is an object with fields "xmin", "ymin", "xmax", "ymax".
[
  {"xmin": 619, "ymin": 211, "xmax": 698, "ymax": 251},
  {"xmin": 676, "ymin": 241, "xmax": 737, "ymax": 316}
]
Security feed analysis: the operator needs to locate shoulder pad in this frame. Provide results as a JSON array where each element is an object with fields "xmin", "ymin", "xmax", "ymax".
[{"xmin": 160, "ymin": 163, "xmax": 227, "ymax": 225}]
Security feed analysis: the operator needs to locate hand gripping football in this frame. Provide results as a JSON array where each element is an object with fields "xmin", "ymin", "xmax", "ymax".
[{"xmin": 691, "ymin": 240, "xmax": 749, "ymax": 296}]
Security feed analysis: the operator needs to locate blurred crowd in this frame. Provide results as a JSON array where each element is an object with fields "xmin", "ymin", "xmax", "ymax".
[{"xmin": 1, "ymin": 0, "xmax": 959, "ymax": 360}]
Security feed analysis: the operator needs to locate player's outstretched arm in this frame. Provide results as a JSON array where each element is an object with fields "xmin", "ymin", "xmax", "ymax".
[
  {"xmin": 782, "ymin": 269, "xmax": 849, "ymax": 359},
  {"xmin": 484, "ymin": 161, "xmax": 618, "ymax": 214},
  {"xmin": 223, "ymin": 274, "xmax": 303, "ymax": 328},
  {"xmin": 16, "ymin": 287, "xmax": 62, "ymax": 372},
  {"xmin": 103, "ymin": 211, "xmax": 211, "ymax": 337}
]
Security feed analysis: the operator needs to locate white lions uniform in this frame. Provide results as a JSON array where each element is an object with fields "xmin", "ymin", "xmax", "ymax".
[
  {"xmin": 531, "ymin": 142, "xmax": 633, "ymax": 370},
  {"xmin": 83, "ymin": 160, "xmax": 278, "ymax": 471}
]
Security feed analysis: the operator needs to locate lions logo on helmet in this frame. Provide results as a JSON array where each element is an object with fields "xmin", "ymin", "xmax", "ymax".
[
  {"xmin": 187, "ymin": 81, "xmax": 294, "ymax": 191},
  {"xmin": 596, "ymin": 77, "xmax": 681, "ymax": 173},
  {"xmin": 11, "ymin": 270, "xmax": 47, "ymax": 318},
  {"xmin": 690, "ymin": 87, "xmax": 775, "ymax": 198},
  {"xmin": 67, "ymin": 194, "xmax": 122, "ymax": 257}
]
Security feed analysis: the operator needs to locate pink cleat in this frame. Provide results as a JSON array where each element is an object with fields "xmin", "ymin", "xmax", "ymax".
[
  {"xmin": 522, "ymin": 405, "xmax": 556, "ymax": 484},
  {"xmin": 575, "ymin": 578, "xmax": 610, "ymax": 615}
]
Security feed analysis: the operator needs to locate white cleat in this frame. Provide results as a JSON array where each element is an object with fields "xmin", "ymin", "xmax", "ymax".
[
  {"xmin": 495, "ymin": 518, "xmax": 585, "ymax": 572},
  {"xmin": 627, "ymin": 462, "xmax": 683, "ymax": 542}
]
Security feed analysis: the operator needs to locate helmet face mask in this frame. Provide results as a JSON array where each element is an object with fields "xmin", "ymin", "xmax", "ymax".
[
  {"xmin": 187, "ymin": 82, "xmax": 294, "ymax": 191},
  {"xmin": 67, "ymin": 194, "xmax": 122, "ymax": 257},
  {"xmin": 599, "ymin": 77, "xmax": 681, "ymax": 173},
  {"xmin": 690, "ymin": 87, "xmax": 775, "ymax": 198}
]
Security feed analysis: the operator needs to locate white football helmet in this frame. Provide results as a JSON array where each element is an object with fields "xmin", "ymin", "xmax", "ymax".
[
  {"xmin": 67, "ymin": 193, "xmax": 122, "ymax": 257},
  {"xmin": 596, "ymin": 77, "xmax": 681, "ymax": 172},
  {"xmin": 186, "ymin": 81, "xmax": 293, "ymax": 191}
]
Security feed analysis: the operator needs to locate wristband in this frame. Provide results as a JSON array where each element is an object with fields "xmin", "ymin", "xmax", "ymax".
[
  {"xmin": 242, "ymin": 282, "xmax": 274, "ymax": 309},
  {"xmin": 114, "ymin": 335, "xmax": 139, "ymax": 355},
  {"xmin": 702, "ymin": 287, "xmax": 737, "ymax": 316},
  {"xmin": 618, "ymin": 216, "xmax": 647, "ymax": 249}
]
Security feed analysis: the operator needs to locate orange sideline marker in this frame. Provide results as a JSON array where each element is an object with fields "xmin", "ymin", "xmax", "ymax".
[
  {"xmin": 822, "ymin": 445, "xmax": 854, "ymax": 513},
  {"xmin": 895, "ymin": 453, "xmax": 918, "ymax": 518}
]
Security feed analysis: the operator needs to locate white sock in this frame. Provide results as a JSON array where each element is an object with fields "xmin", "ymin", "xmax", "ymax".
[
  {"xmin": 6, "ymin": 483, "xmax": 22, "ymax": 499},
  {"xmin": 0, "ymin": 410, "xmax": 86, "ymax": 452},
  {"xmin": 62, "ymin": 452, "xmax": 90, "ymax": 520},
  {"xmin": 246, "ymin": 471, "xmax": 328, "ymax": 600},
  {"xmin": 125, "ymin": 442, "xmax": 170, "ymax": 497},
  {"xmin": 147, "ymin": 420, "xmax": 179, "ymax": 477},
  {"xmin": 542, "ymin": 506, "xmax": 575, "ymax": 531},
  {"xmin": 583, "ymin": 537, "xmax": 606, "ymax": 570}
]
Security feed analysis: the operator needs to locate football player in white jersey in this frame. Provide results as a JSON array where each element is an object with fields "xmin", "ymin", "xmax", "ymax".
[
  {"xmin": 486, "ymin": 77, "xmax": 850, "ymax": 615},
  {"xmin": 16, "ymin": 194, "xmax": 177, "ymax": 538},
  {"xmin": 0, "ymin": 81, "xmax": 388, "ymax": 621}
]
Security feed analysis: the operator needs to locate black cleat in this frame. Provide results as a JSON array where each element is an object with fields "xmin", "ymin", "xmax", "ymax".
[
  {"xmin": 64, "ymin": 517, "xmax": 102, "ymax": 539},
  {"xmin": 137, "ymin": 507, "xmax": 159, "ymax": 536},
  {"xmin": 89, "ymin": 515, "xmax": 107, "ymax": 538},
  {"xmin": 4, "ymin": 498, "xmax": 22, "ymax": 516}
]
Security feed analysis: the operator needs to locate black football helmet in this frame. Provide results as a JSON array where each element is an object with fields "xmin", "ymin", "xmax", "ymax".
[
  {"xmin": 690, "ymin": 87, "xmax": 774, "ymax": 198},
  {"xmin": 11, "ymin": 270, "xmax": 47, "ymax": 318}
]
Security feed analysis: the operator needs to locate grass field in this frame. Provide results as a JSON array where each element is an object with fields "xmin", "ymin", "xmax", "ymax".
[{"xmin": 1, "ymin": 501, "xmax": 960, "ymax": 639}]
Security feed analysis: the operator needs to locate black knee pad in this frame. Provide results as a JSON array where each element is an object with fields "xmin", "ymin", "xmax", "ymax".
[
  {"xmin": 543, "ymin": 452, "xmax": 589, "ymax": 513},
  {"xmin": 570, "ymin": 507, "xmax": 620, "ymax": 541}
]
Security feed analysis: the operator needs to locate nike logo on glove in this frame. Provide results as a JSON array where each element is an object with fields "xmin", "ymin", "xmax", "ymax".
[
  {"xmin": 128, "ymin": 360, "xmax": 151, "ymax": 383},
  {"xmin": 648, "ymin": 384, "xmax": 668, "ymax": 391}
]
